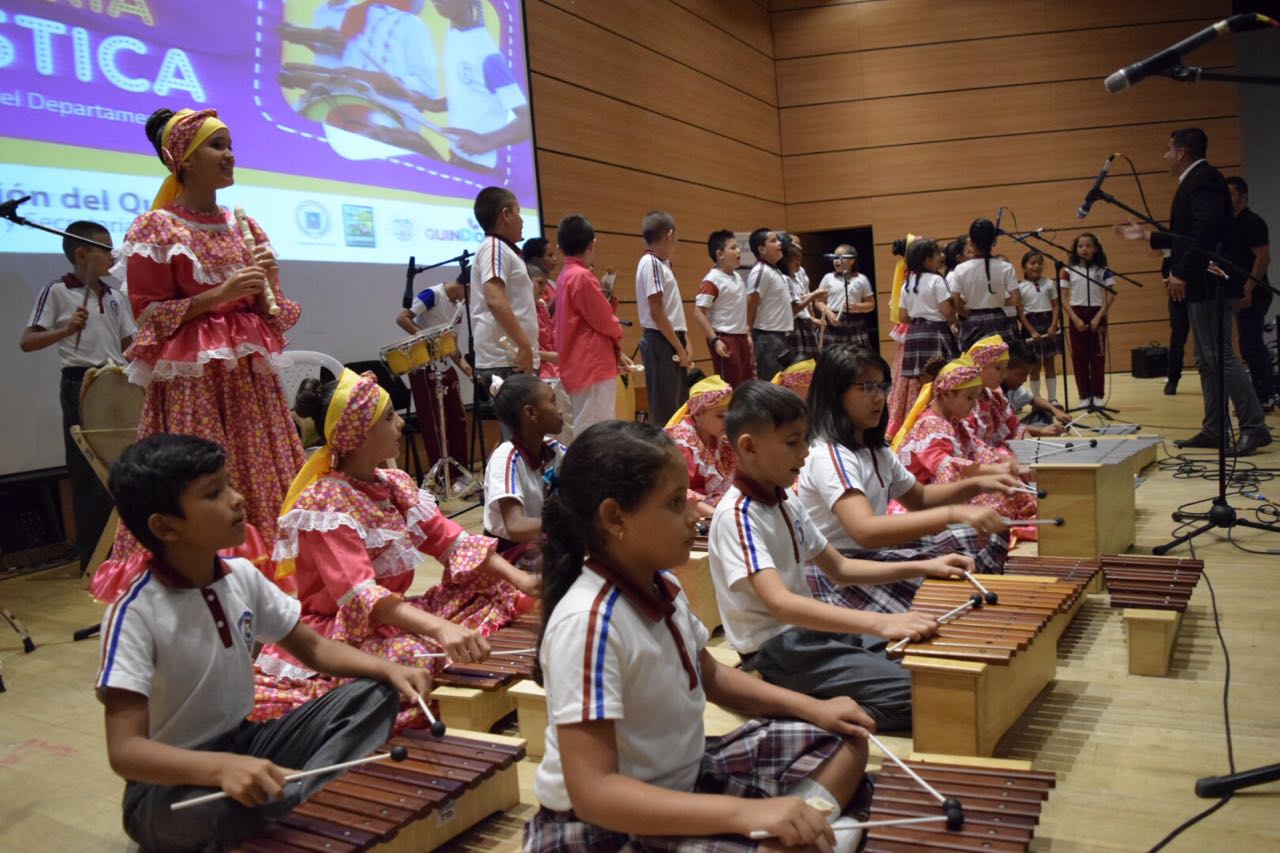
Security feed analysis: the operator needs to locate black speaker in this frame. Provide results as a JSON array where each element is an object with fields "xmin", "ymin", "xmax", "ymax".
[{"xmin": 1130, "ymin": 344, "xmax": 1168, "ymax": 379}]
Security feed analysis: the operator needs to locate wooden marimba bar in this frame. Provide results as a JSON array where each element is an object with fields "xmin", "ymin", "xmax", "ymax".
[
  {"xmin": 1002, "ymin": 556, "xmax": 1104, "ymax": 594},
  {"xmin": 232, "ymin": 729, "xmax": 526, "ymax": 853},
  {"xmin": 1100, "ymin": 554, "xmax": 1203, "ymax": 677},
  {"xmin": 866, "ymin": 758, "xmax": 1056, "ymax": 852},
  {"xmin": 893, "ymin": 576, "xmax": 1080, "ymax": 756},
  {"xmin": 431, "ymin": 613, "xmax": 539, "ymax": 733},
  {"xmin": 1008, "ymin": 437, "xmax": 1159, "ymax": 559}
]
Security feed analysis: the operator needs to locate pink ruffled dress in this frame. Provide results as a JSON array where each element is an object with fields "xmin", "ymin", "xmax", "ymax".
[
  {"xmin": 91, "ymin": 204, "xmax": 305, "ymax": 602},
  {"xmin": 252, "ymin": 468, "xmax": 520, "ymax": 730},
  {"xmin": 967, "ymin": 387, "xmax": 1027, "ymax": 448},
  {"xmin": 665, "ymin": 418, "xmax": 735, "ymax": 509},
  {"xmin": 895, "ymin": 409, "xmax": 1036, "ymax": 522}
]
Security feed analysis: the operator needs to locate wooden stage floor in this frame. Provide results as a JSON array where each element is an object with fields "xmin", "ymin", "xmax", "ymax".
[{"xmin": 2, "ymin": 373, "xmax": 1278, "ymax": 851}]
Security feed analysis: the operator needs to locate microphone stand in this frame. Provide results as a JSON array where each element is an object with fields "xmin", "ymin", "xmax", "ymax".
[{"xmin": 998, "ymin": 228, "xmax": 1077, "ymax": 417}]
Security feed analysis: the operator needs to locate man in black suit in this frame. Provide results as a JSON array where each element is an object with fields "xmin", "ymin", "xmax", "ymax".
[{"xmin": 1128, "ymin": 128, "xmax": 1269, "ymax": 455}]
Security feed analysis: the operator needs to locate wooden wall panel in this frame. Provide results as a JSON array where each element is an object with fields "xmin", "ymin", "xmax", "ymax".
[
  {"xmin": 539, "ymin": 0, "xmax": 777, "ymax": 105},
  {"xmin": 780, "ymin": 77, "xmax": 1239, "ymax": 156},
  {"xmin": 531, "ymin": 75, "xmax": 785, "ymax": 201},
  {"xmin": 672, "ymin": 0, "xmax": 776, "ymax": 56},
  {"xmin": 527, "ymin": 1, "xmax": 780, "ymax": 153},
  {"xmin": 775, "ymin": 20, "xmax": 1236, "ymax": 107},
  {"xmin": 771, "ymin": 0, "xmax": 1224, "ymax": 58}
]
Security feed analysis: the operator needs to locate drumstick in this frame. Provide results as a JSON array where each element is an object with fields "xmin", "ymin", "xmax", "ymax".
[
  {"xmin": 1010, "ymin": 484, "xmax": 1046, "ymax": 498},
  {"xmin": 1026, "ymin": 439, "xmax": 1098, "ymax": 461},
  {"xmin": 73, "ymin": 283, "xmax": 91, "ymax": 351},
  {"xmin": 234, "ymin": 205, "xmax": 280, "ymax": 316},
  {"xmin": 963, "ymin": 570, "xmax": 998, "ymax": 604},
  {"xmin": 887, "ymin": 594, "xmax": 983, "ymax": 654},
  {"xmin": 748, "ymin": 736, "xmax": 964, "ymax": 840},
  {"xmin": 169, "ymin": 746, "xmax": 409, "ymax": 811},
  {"xmin": 413, "ymin": 692, "xmax": 447, "ymax": 738},
  {"xmin": 413, "ymin": 647, "xmax": 535, "ymax": 659}
]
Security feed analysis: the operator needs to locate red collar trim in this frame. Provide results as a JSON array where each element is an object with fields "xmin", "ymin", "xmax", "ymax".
[{"xmin": 732, "ymin": 472, "xmax": 788, "ymax": 507}]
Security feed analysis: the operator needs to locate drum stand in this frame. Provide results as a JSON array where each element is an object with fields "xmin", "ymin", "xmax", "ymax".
[{"xmin": 422, "ymin": 361, "xmax": 478, "ymax": 501}]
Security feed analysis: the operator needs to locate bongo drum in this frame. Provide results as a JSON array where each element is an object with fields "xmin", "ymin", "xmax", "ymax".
[
  {"xmin": 424, "ymin": 327, "xmax": 458, "ymax": 362},
  {"xmin": 380, "ymin": 333, "xmax": 431, "ymax": 376},
  {"xmin": 72, "ymin": 365, "xmax": 144, "ymax": 573}
]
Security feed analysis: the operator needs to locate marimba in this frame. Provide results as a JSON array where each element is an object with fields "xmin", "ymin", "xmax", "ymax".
[
  {"xmin": 865, "ymin": 756, "xmax": 1056, "ymax": 851},
  {"xmin": 893, "ymin": 576, "xmax": 1083, "ymax": 756},
  {"xmin": 431, "ymin": 613, "xmax": 539, "ymax": 732},
  {"xmin": 232, "ymin": 729, "xmax": 525, "ymax": 852},
  {"xmin": 1003, "ymin": 555, "xmax": 1104, "ymax": 594},
  {"xmin": 1008, "ymin": 437, "xmax": 1160, "ymax": 559},
  {"xmin": 1101, "ymin": 554, "xmax": 1202, "ymax": 677}
]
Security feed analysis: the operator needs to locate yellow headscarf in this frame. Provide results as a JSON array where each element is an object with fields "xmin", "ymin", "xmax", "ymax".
[
  {"xmin": 276, "ymin": 369, "xmax": 391, "ymax": 578},
  {"xmin": 771, "ymin": 359, "xmax": 816, "ymax": 398},
  {"xmin": 150, "ymin": 108, "xmax": 230, "ymax": 210},
  {"xmin": 890, "ymin": 356, "xmax": 983, "ymax": 451},
  {"xmin": 888, "ymin": 233, "xmax": 918, "ymax": 324},
  {"xmin": 665, "ymin": 375, "xmax": 732, "ymax": 429},
  {"xmin": 966, "ymin": 334, "xmax": 1010, "ymax": 367}
]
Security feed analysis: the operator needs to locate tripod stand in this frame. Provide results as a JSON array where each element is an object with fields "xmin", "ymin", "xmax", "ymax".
[{"xmin": 421, "ymin": 359, "xmax": 478, "ymax": 501}]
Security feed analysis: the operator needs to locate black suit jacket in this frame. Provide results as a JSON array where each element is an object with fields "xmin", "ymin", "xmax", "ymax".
[{"xmin": 1150, "ymin": 161, "xmax": 1238, "ymax": 302}]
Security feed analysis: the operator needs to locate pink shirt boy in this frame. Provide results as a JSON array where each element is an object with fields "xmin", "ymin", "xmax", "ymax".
[{"xmin": 554, "ymin": 256, "xmax": 622, "ymax": 393}]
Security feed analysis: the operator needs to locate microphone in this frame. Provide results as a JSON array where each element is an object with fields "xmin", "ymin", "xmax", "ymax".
[
  {"xmin": 1104, "ymin": 14, "xmax": 1269, "ymax": 93},
  {"xmin": 0, "ymin": 195, "xmax": 32, "ymax": 219},
  {"xmin": 403, "ymin": 255, "xmax": 417, "ymax": 310},
  {"xmin": 822, "ymin": 253, "xmax": 856, "ymax": 260},
  {"xmin": 618, "ymin": 318, "xmax": 633, "ymax": 327},
  {"xmin": 1076, "ymin": 154, "xmax": 1116, "ymax": 219},
  {"xmin": 995, "ymin": 207, "xmax": 1004, "ymax": 238}
]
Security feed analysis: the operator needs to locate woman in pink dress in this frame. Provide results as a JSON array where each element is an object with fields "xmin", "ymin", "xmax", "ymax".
[
  {"xmin": 91, "ymin": 107, "xmax": 304, "ymax": 601},
  {"xmin": 253, "ymin": 370, "xmax": 537, "ymax": 728},
  {"xmin": 663, "ymin": 374, "xmax": 735, "ymax": 518}
]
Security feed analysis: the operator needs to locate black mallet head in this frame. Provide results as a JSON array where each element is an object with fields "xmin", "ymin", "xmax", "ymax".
[
  {"xmin": 969, "ymin": 593, "xmax": 984, "ymax": 609},
  {"xmin": 943, "ymin": 798, "xmax": 965, "ymax": 830},
  {"xmin": 1087, "ymin": 439, "xmax": 1098, "ymax": 447},
  {"xmin": 1036, "ymin": 488, "xmax": 1047, "ymax": 499},
  {"xmin": 1051, "ymin": 516, "xmax": 1065, "ymax": 526},
  {"xmin": 430, "ymin": 719, "xmax": 447, "ymax": 738},
  {"xmin": 984, "ymin": 591, "xmax": 999, "ymax": 605},
  {"xmin": 389, "ymin": 745, "xmax": 409, "ymax": 762}
]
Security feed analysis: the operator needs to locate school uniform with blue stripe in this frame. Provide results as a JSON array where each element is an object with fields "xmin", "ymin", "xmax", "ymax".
[{"xmin": 533, "ymin": 568, "xmax": 710, "ymax": 813}]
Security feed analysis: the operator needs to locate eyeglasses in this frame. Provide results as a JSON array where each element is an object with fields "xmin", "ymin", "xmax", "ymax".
[{"xmin": 853, "ymin": 381, "xmax": 892, "ymax": 396}]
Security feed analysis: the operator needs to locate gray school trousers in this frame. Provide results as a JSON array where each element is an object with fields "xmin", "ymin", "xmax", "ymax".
[
  {"xmin": 122, "ymin": 680, "xmax": 399, "ymax": 853},
  {"xmin": 740, "ymin": 627, "xmax": 913, "ymax": 731}
]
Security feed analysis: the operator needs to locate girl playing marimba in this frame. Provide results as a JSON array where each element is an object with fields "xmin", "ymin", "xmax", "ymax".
[
  {"xmin": 965, "ymin": 334, "xmax": 1028, "ymax": 448},
  {"xmin": 253, "ymin": 370, "xmax": 536, "ymax": 729},
  {"xmin": 796, "ymin": 345, "xmax": 1017, "ymax": 612},
  {"xmin": 664, "ymin": 374, "xmax": 735, "ymax": 518},
  {"xmin": 894, "ymin": 357, "xmax": 1036, "ymax": 524},
  {"xmin": 526, "ymin": 420, "xmax": 873, "ymax": 853}
]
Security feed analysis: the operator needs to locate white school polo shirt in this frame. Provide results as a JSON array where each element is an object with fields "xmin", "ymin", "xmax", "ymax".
[
  {"xmin": 483, "ymin": 438, "xmax": 565, "ymax": 538},
  {"xmin": 534, "ymin": 567, "xmax": 709, "ymax": 812},
  {"xmin": 1062, "ymin": 265, "xmax": 1114, "ymax": 308},
  {"xmin": 635, "ymin": 252, "xmax": 688, "ymax": 332},
  {"xmin": 948, "ymin": 258, "xmax": 1017, "ymax": 311},
  {"xmin": 471, "ymin": 235, "xmax": 541, "ymax": 371},
  {"xmin": 95, "ymin": 557, "xmax": 300, "ymax": 749},
  {"xmin": 1017, "ymin": 278, "xmax": 1057, "ymax": 313},
  {"xmin": 410, "ymin": 283, "xmax": 460, "ymax": 330},
  {"xmin": 796, "ymin": 441, "xmax": 916, "ymax": 551},
  {"xmin": 819, "ymin": 271, "xmax": 872, "ymax": 316},
  {"xmin": 747, "ymin": 262, "xmax": 793, "ymax": 333},
  {"xmin": 695, "ymin": 267, "xmax": 749, "ymax": 335},
  {"xmin": 904, "ymin": 273, "xmax": 952, "ymax": 322},
  {"xmin": 709, "ymin": 480, "xmax": 827, "ymax": 654},
  {"xmin": 28, "ymin": 275, "xmax": 136, "ymax": 369}
]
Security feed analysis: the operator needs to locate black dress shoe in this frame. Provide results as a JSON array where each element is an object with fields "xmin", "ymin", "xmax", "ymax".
[
  {"xmin": 1233, "ymin": 432, "xmax": 1273, "ymax": 457},
  {"xmin": 1174, "ymin": 433, "xmax": 1219, "ymax": 449},
  {"xmin": 1163, "ymin": 380, "xmax": 1178, "ymax": 396}
]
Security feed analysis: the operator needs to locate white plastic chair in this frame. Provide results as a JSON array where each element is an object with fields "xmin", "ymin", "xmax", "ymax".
[{"xmin": 279, "ymin": 350, "xmax": 345, "ymax": 407}]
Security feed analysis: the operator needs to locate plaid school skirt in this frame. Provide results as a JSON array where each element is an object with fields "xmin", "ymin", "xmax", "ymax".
[
  {"xmin": 823, "ymin": 315, "xmax": 872, "ymax": 351},
  {"xmin": 789, "ymin": 316, "xmax": 822, "ymax": 361},
  {"xmin": 1021, "ymin": 310, "xmax": 1060, "ymax": 360},
  {"xmin": 959, "ymin": 308, "xmax": 1014, "ymax": 349},
  {"xmin": 900, "ymin": 318, "xmax": 959, "ymax": 378},
  {"xmin": 523, "ymin": 717, "xmax": 853, "ymax": 852}
]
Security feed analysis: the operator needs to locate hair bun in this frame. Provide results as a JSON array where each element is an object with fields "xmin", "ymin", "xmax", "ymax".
[
  {"xmin": 144, "ymin": 108, "xmax": 175, "ymax": 158},
  {"xmin": 294, "ymin": 376, "xmax": 324, "ymax": 420}
]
